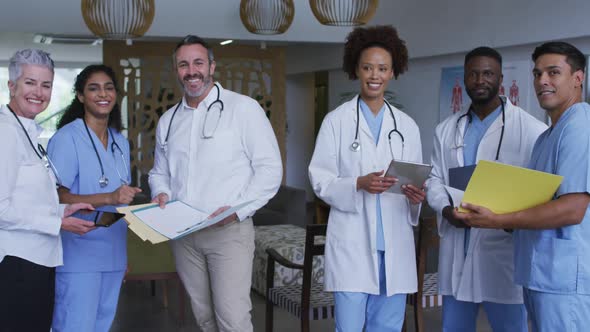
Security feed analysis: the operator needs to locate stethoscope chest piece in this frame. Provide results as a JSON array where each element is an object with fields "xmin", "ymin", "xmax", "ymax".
[
  {"xmin": 99, "ymin": 175, "xmax": 109, "ymax": 188},
  {"xmin": 350, "ymin": 140, "xmax": 360, "ymax": 152}
]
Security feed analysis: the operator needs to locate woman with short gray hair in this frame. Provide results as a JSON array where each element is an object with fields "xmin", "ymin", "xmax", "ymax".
[{"xmin": 0, "ymin": 48, "xmax": 95, "ymax": 331}]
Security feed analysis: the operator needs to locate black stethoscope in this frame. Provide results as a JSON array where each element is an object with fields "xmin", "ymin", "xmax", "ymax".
[
  {"xmin": 452, "ymin": 96, "xmax": 506, "ymax": 161},
  {"xmin": 162, "ymin": 83, "xmax": 224, "ymax": 151},
  {"xmin": 82, "ymin": 118, "xmax": 129, "ymax": 188},
  {"xmin": 7, "ymin": 105, "xmax": 62, "ymax": 185},
  {"xmin": 351, "ymin": 96, "xmax": 405, "ymax": 160}
]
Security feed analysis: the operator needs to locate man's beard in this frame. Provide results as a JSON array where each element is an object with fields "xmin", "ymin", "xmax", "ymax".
[
  {"xmin": 180, "ymin": 72, "xmax": 213, "ymax": 98},
  {"xmin": 466, "ymin": 84, "xmax": 500, "ymax": 106}
]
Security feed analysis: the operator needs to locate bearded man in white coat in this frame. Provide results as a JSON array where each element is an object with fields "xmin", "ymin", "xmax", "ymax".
[
  {"xmin": 149, "ymin": 35, "xmax": 282, "ymax": 332},
  {"xmin": 425, "ymin": 47, "xmax": 546, "ymax": 331}
]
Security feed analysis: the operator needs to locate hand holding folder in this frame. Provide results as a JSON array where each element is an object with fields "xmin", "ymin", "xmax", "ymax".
[
  {"xmin": 117, "ymin": 200, "xmax": 254, "ymax": 244},
  {"xmin": 458, "ymin": 160, "xmax": 563, "ymax": 214}
]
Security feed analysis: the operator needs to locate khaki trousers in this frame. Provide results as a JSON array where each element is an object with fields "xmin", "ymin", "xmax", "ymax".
[{"xmin": 171, "ymin": 218, "xmax": 255, "ymax": 332}]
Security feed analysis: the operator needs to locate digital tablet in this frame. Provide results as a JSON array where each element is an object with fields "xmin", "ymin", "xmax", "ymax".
[
  {"xmin": 74, "ymin": 209, "xmax": 126, "ymax": 227},
  {"xmin": 385, "ymin": 160, "xmax": 433, "ymax": 194}
]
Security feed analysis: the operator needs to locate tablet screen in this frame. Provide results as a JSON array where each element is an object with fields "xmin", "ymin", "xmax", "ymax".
[{"xmin": 74, "ymin": 209, "xmax": 126, "ymax": 227}]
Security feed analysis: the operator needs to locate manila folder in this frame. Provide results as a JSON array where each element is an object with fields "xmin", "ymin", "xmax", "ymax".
[{"xmin": 459, "ymin": 160, "xmax": 563, "ymax": 214}]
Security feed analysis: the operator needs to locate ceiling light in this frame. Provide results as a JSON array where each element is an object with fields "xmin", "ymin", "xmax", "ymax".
[
  {"xmin": 240, "ymin": 0, "xmax": 295, "ymax": 35},
  {"xmin": 81, "ymin": 0, "xmax": 155, "ymax": 40},
  {"xmin": 220, "ymin": 40, "xmax": 233, "ymax": 45},
  {"xmin": 310, "ymin": 0, "xmax": 379, "ymax": 26}
]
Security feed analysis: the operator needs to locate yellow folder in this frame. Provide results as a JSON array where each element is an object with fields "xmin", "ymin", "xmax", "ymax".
[{"xmin": 459, "ymin": 160, "xmax": 563, "ymax": 214}]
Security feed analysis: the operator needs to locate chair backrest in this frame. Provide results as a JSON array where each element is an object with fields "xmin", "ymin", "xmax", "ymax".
[
  {"xmin": 300, "ymin": 224, "xmax": 327, "ymax": 313},
  {"xmin": 126, "ymin": 231, "xmax": 176, "ymax": 278},
  {"xmin": 314, "ymin": 198, "xmax": 330, "ymax": 224},
  {"xmin": 416, "ymin": 216, "xmax": 439, "ymax": 295}
]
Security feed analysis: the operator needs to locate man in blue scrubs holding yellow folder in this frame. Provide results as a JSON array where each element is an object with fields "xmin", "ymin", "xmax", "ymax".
[{"xmin": 456, "ymin": 41, "xmax": 590, "ymax": 331}]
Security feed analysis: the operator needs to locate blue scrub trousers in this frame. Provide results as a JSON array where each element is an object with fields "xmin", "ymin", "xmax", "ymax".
[
  {"xmin": 334, "ymin": 252, "xmax": 407, "ymax": 332},
  {"xmin": 442, "ymin": 295, "xmax": 527, "ymax": 332},
  {"xmin": 524, "ymin": 288, "xmax": 590, "ymax": 332},
  {"xmin": 52, "ymin": 270, "xmax": 125, "ymax": 332}
]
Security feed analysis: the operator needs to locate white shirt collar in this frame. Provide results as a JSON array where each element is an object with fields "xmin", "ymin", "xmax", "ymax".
[{"xmin": 181, "ymin": 82, "xmax": 222, "ymax": 111}]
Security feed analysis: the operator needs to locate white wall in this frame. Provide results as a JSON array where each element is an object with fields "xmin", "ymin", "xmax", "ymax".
[
  {"xmin": 288, "ymin": 0, "xmax": 590, "ymax": 75},
  {"xmin": 394, "ymin": 0, "xmax": 590, "ymax": 58},
  {"xmin": 285, "ymin": 73, "xmax": 316, "ymax": 201},
  {"xmin": 0, "ymin": 33, "xmax": 102, "ymax": 65}
]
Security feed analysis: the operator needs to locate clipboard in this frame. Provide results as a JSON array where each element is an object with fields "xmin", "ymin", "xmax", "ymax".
[
  {"xmin": 117, "ymin": 200, "xmax": 254, "ymax": 243},
  {"xmin": 385, "ymin": 160, "xmax": 433, "ymax": 194},
  {"xmin": 448, "ymin": 165, "xmax": 476, "ymax": 191},
  {"xmin": 131, "ymin": 200, "xmax": 254, "ymax": 240}
]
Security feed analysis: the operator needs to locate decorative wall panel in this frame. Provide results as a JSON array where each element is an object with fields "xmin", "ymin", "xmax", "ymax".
[{"xmin": 103, "ymin": 41, "xmax": 286, "ymax": 188}]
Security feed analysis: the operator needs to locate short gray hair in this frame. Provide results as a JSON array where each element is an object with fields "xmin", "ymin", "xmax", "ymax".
[
  {"xmin": 8, "ymin": 49, "xmax": 55, "ymax": 82},
  {"xmin": 172, "ymin": 35, "xmax": 215, "ymax": 67}
]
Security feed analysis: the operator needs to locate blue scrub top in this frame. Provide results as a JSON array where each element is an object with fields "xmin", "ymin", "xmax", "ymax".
[
  {"xmin": 359, "ymin": 100, "xmax": 386, "ymax": 251},
  {"xmin": 462, "ymin": 106, "xmax": 501, "ymax": 252},
  {"xmin": 48, "ymin": 118, "xmax": 130, "ymax": 272},
  {"xmin": 514, "ymin": 102, "xmax": 590, "ymax": 294}
]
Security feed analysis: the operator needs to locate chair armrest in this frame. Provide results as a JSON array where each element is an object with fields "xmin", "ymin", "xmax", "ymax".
[{"xmin": 266, "ymin": 248, "xmax": 304, "ymax": 270}]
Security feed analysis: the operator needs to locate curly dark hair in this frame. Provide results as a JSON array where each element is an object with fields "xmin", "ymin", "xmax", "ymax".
[
  {"xmin": 342, "ymin": 25, "xmax": 409, "ymax": 80},
  {"xmin": 57, "ymin": 64, "xmax": 123, "ymax": 131}
]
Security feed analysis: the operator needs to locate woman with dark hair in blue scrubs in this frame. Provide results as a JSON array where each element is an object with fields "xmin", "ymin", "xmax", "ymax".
[{"xmin": 48, "ymin": 64, "xmax": 142, "ymax": 331}]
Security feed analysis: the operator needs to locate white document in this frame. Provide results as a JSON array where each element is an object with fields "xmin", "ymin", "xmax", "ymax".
[
  {"xmin": 385, "ymin": 160, "xmax": 433, "ymax": 194},
  {"xmin": 131, "ymin": 200, "xmax": 254, "ymax": 239},
  {"xmin": 444, "ymin": 185, "xmax": 465, "ymax": 208}
]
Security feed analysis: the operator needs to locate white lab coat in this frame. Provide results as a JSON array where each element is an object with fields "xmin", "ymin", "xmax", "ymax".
[
  {"xmin": 425, "ymin": 97, "xmax": 547, "ymax": 303},
  {"xmin": 309, "ymin": 97, "xmax": 422, "ymax": 296}
]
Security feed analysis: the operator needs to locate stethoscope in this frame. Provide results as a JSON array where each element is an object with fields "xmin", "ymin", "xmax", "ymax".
[
  {"xmin": 452, "ymin": 96, "xmax": 506, "ymax": 161},
  {"xmin": 82, "ymin": 118, "xmax": 129, "ymax": 188},
  {"xmin": 162, "ymin": 83, "xmax": 224, "ymax": 151},
  {"xmin": 7, "ymin": 105, "xmax": 62, "ymax": 186},
  {"xmin": 351, "ymin": 96, "xmax": 405, "ymax": 160}
]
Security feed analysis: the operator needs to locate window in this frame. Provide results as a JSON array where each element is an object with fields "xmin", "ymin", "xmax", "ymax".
[{"xmin": 0, "ymin": 67, "xmax": 83, "ymax": 146}]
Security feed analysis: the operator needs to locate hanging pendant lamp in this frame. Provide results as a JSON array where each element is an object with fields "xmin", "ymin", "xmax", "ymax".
[
  {"xmin": 240, "ymin": 0, "xmax": 295, "ymax": 35},
  {"xmin": 310, "ymin": 0, "xmax": 378, "ymax": 26},
  {"xmin": 81, "ymin": 0, "xmax": 155, "ymax": 40}
]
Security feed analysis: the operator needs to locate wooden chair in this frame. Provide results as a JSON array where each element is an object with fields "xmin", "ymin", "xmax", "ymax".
[
  {"xmin": 406, "ymin": 216, "xmax": 441, "ymax": 332},
  {"xmin": 314, "ymin": 198, "xmax": 330, "ymax": 225},
  {"xmin": 265, "ymin": 224, "xmax": 332, "ymax": 332},
  {"xmin": 124, "ymin": 231, "xmax": 186, "ymax": 324}
]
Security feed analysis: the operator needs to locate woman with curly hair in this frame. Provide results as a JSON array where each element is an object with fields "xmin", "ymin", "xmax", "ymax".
[
  {"xmin": 309, "ymin": 25, "xmax": 424, "ymax": 331},
  {"xmin": 47, "ymin": 64, "xmax": 142, "ymax": 331}
]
